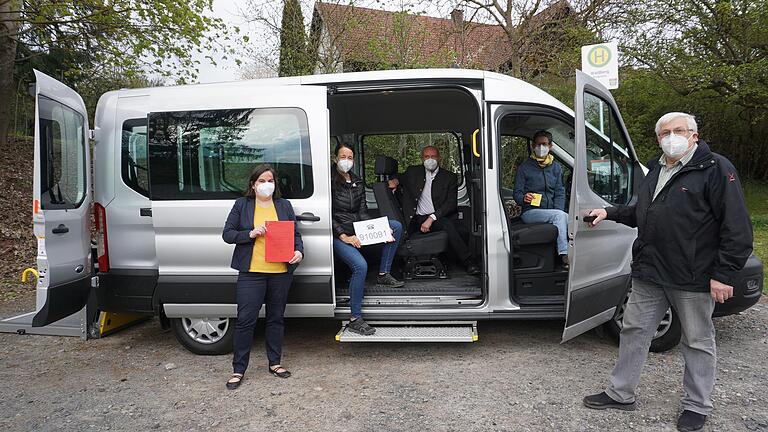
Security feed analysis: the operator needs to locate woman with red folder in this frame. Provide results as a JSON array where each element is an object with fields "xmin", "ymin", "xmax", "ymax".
[{"xmin": 222, "ymin": 164, "xmax": 303, "ymax": 390}]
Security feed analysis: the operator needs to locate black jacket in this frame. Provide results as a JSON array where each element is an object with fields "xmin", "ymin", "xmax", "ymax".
[
  {"xmin": 222, "ymin": 197, "xmax": 303, "ymax": 273},
  {"xmin": 606, "ymin": 140, "xmax": 753, "ymax": 291},
  {"xmin": 331, "ymin": 167, "xmax": 370, "ymax": 237},
  {"xmin": 397, "ymin": 165, "xmax": 458, "ymax": 226}
]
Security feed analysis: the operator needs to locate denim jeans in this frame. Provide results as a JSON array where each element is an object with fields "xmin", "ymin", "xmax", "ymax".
[
  {"xmin": 232, "ymin": 272, "xmax": 292, "ymax": 375},
  {"xmin": 333, "ymin": 219, "xmax": 403, "ymax": 318},
  {"xmin": 520, "ymin": 208, "xmax": 568, "ymax": 255}
]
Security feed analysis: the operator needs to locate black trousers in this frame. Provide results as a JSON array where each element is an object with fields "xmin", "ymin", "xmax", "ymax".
[
  {"xmin": 232, "ymin": 272, "xmax": 292, "ymax": 374},
  {"xmin": 408, "ymin": 214, "xmax": 472, "ymax": 263}
]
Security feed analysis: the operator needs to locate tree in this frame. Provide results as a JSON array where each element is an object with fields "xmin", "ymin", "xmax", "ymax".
[
  {"xmin": 279, "ymin": 0, "xmax": 312, "ymax": 76},
  {"xmin": 0, "ymin": 0, "xmax": 237, "ymax": 146},
  {"xmin": 614, "ymin": 0, "xmax": 768, "ymax": 179}
]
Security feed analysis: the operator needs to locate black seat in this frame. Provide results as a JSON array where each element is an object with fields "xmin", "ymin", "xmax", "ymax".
[
  {"xmin": 372, "ymin": 155, "xmax": 449, "ymax": 279},
  {"xmin": 509, "ymin": 219, "xmax": 558, "ymax": 273}
]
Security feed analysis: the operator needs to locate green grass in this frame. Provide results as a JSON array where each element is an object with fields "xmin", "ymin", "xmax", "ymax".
[{"xmin": 743, "ymin": 181, "xmax": 768, "ymax": 293}]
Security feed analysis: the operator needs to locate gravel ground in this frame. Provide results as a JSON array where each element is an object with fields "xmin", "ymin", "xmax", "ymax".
[{"xmin": 1, "ymin": 291, "xmax": 766, "ymax": 432}]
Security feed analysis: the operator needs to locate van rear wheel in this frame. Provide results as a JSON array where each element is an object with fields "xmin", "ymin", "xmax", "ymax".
[
  {"xmin": 170, "ymin": 317, "xmax": 234, "ymax": 355},
  {"xmin": 604, "ymin": 288, "xmax": 682, "ymax": 353}
]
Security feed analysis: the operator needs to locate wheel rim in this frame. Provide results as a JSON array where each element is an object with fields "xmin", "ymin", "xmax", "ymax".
[
  {"xmin": 614, "ymin": 291, "xmax": 673, "ymax": 339},
  {"xmin": 181, "ymin": 317, "xmax": 229, "ymax": 344}
]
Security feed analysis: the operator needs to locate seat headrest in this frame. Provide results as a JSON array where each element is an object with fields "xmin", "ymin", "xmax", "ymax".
[{"xmin": 374, "ymin": 155, "xmax": 398, "ymax": 175}]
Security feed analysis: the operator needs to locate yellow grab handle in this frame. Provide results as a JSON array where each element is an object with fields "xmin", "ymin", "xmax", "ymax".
[
  {"xmin": 472, "ymin": 129, "xmax": 480, "ymax": 157},
  {"xmin": 21, "ymin": 268, "xmax": 39, "ymax": 283}
]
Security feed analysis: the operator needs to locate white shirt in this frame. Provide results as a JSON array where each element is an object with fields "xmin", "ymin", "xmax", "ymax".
[{"xmin": 417, "ymin": 167, "xmax": 438, "ymax": 217}]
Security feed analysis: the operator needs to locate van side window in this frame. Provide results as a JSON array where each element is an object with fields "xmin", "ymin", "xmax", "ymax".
[
  {"xmin": 361, "ymin": 133, "xmax": 463, "ymax": 186},
  {"xmin": 147, "ymin": 108, "xmax": 313, "ymax": 200},
  {"xmin": 121, "ymin": 119, "xmax": 149, "ymax": 196},
  {"xmin": 583, "ymin": 93, "xmax": 633, "ymax": 205},
  {"xmin": 499, "ymin": 135, "xmax": 529, "ymax": 193},
  {"xmin": 38, "ymin": 95, "xmax": 87, "ymax": 209}
]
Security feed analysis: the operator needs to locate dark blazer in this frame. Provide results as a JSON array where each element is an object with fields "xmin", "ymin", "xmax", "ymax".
[
  {"xmin": 606, "ymin": 140, "xmax": 753, "ymax": 291},
  {"xmin": 222, "ymin": 197, "xmax": 303, "ymax": 273},
  {"xmin": 397, "ymin": 165, "xmax": 458, "ymax": 226}
]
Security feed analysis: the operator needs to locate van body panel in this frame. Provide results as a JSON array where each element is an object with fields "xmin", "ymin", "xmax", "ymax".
[
  {"xmin": 30, "ymin": 70, "xmax": 93, "ymax": 326},
  {"xmin": 562, "ymin": 71, "xmax": 639, "ymax": 342}
]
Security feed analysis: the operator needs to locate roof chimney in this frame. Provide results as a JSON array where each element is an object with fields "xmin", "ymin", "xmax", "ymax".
[{"xmin": 451, "ymin": 8, "xmax": 464, "ymax": 28}]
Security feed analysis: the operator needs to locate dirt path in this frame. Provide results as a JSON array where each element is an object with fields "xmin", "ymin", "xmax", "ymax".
[{"xmin": 1, "ymin": 292, "xmax": 766, "ymax": 432}]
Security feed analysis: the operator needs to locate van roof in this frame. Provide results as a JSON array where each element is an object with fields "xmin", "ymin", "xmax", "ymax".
[{"xmin": 114, "ymin": 68, "xmax": 572, "ymax": 114}]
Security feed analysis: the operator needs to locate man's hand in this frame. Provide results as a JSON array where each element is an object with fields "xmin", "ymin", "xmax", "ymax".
[
  {"xmin": 710, "ymin": 279, "xmax": 733, "ymax": 304},
  {"xmin": 524, "ymin": 192, "xmax": 534, "ymax": 204},
  {"xmin": 388, "ymin": 178, "xmax": 399, "ymax": 190},
  {"xmin": 289, "ymin": 251, "xmax": 303, "ymax": 264},
  {"xmin": 340, "ymin": 234, "xmax": 362, "ymax": 248},
  {"xmin": 420, "ymin": 218, "xmax": 433, "ymax": 233},
  {"xmin": 587, "ymin": 209, "xmax": 608, "ymax": 227}
]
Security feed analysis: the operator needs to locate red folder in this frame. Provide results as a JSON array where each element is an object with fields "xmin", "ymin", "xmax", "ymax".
[{"xmin": 265, "ymin": 221, "xmax": 295, "ymax": 262}]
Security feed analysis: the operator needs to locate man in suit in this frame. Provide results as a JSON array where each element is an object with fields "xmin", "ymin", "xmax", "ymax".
[{"xmin": 388, "ymin": 146, "xmax": 479, "ymax": 275}]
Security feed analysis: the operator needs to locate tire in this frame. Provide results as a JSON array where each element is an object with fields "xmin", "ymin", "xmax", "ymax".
[
  {"xmin": 604, "ymin": 288, "xmax": 682, "ymax": 353},
  {"xmin": 170, "ymin": 317, "xmax": 234, "ymax": 355}
]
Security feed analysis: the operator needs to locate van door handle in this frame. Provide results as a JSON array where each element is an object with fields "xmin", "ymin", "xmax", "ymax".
[
  {"xmin": 140, "ymin": 208, "xmax": 152, "ymax": 217},
  {"xmin": 296, "ymin": 213, "xmax": 320, "ymax": 222},
  {"xmin": 52, "ymin": 224, "xmax": 69, "ymax": 234}
]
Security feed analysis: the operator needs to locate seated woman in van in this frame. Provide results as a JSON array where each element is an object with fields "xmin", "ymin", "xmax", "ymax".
[
  {"xmin": 512, "ymin": 130, "xmax": 569, "ymax": 269},
  {"xmin": 331, "ymin": 142, "xmax": 404, "ymax": 336},
  {"xmin": 222, "ymin": 164, "xmax": 304, "ymax": 390}
]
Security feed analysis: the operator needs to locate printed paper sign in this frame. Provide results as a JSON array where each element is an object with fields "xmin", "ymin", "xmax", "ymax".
[{"xmin": 353, "ymin": 217, "xmax": 394, "ymax": 246}]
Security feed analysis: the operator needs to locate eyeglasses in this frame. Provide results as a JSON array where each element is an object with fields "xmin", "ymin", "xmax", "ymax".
[{"xmin": 658, "ymin": 128, "xmax": 693, "ymax": 138}]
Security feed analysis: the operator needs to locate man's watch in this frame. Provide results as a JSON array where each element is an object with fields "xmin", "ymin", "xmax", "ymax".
[{"xmin": 429, "ymin": 214, "xmax": 437, "ymax": 221}]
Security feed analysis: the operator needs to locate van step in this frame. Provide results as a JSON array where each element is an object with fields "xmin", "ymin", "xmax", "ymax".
[{"xmin": 335, "ymin": 321, "xmax": 477, "ymax": 342}]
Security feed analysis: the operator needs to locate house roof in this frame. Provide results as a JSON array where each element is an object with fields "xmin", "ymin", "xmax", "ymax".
[{"xmin": 312, "ymin": 2, "xmax": 516, "ymax": 71}]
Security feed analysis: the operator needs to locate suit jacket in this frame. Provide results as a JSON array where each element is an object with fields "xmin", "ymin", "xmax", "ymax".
[
  {"xmin": 397, "ymin": 165, "xmax": 458, "ymax": 226},
  {"xmin": 222, "ymin": 197, "xmax": 303, "ymax": 273}
]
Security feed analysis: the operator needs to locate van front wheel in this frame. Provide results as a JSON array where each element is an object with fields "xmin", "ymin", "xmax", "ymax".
[
  {"xmin": 170, "ymin": 317, "xmax": 234, "ymax": 355},
  {"xmin": 604, "ymin": 289, "xmax": 682, "ymax": 353}
]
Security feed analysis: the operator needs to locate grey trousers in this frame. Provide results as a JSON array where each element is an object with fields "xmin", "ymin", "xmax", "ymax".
[{"xmin": 605, "ymin": 278, "xmax": 716, "ymax": 415}]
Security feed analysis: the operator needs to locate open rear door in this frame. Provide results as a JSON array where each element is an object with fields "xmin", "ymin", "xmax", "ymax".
[
  {"xmin": 563, "ymin": 71, "xmax": 640, "ymax": 342},
  {"xmin": 28, "ymin": 70, "xmax": 93, "ymax": 327}
]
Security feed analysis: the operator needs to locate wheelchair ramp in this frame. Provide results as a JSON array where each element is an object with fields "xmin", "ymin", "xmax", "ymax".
[
  {"xmin": 336, "ymin": 321, "xmax": 478, "ymax": 342},
  {"xmin": 0, "ymin": 307, "xmax": 86, "ymax": 338}
]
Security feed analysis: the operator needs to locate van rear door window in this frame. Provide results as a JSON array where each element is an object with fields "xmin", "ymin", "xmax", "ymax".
[
  {"xmin": 147, "ymin": 108, "xmax": 313, "ymax": 200},
  {"xmin": 121, "ymin": 119, "xmax": 149, "ymax": 196}
]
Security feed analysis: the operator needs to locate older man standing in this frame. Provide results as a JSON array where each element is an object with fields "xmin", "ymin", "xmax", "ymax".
[{"xmin": 582, "ymin": 113, "xmax": 753, "ymax": 431}]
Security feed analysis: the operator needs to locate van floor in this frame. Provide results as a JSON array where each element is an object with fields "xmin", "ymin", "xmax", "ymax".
[{"xmin": 335, "ymin": 273, "xmax": 481, "ymax": 297}]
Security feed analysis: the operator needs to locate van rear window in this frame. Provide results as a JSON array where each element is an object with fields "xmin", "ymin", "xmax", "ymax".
[{"xmin": 147, "ymin": 108, "xmax": 313, "ymax": 200}]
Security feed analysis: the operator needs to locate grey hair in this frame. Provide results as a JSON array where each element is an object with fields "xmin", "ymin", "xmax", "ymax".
[{"xmin": 655, "ymin": 112, "xmax": 698, "ymax": 136}]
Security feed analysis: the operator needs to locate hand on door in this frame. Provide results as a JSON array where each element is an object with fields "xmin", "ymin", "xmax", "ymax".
[{"xmin": 586, "ymin": 209, "xmax": 607, "ymax": 227}]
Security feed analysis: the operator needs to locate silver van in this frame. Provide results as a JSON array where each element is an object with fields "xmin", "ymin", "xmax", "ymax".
[{"xmin": 4, "ymin": 69, "xmax": 762, "ymax": 354}]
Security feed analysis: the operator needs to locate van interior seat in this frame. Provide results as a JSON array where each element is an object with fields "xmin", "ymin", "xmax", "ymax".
[
  {"xmin": 372, "ymin": 155, "xmax": 449, "ymax": 279},
  {"xmin": 508, "ymin": 218, "xmax": 558, "ymax": 274}
]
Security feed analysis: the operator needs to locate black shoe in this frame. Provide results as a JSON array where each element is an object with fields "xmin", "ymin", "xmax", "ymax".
[
  {"xmin": 465, "ymin": 260, "xmax": 480, "ymax": 275},
  {"xmin": 226, "ymin": 373, "xmax": 243, "ymax": 390},
  {"xmin": 268, "ymin": 365, "xmax": 291, "ymax": 379},
  {"xmin": 560, "ymin": 254, "xmax": 570, "ymax": 270},
  {"xmin": 677, "ymin": 410, "xmax": 707, "ymax": 432},
  {"xmin": 347, "ymin": 318, "xmax": 375, "ymax": 336},
  {"xmin": 582, "ymin": 392, "xmax": 636, "ymax": 411},
  {"xmin": 376, "ymin": 273, "xmax": 405, "ymax": 288}
]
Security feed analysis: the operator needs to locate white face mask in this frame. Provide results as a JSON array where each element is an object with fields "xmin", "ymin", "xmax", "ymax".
[
  {"xmin": 534, "ymin": 145, "xmax": 550, "ymax": 158},
  {"xmin": 337, "ymin": 159, "xmax": 353, "ymax": 173},
  {"xmin": 660, "ymin": 133, "xmax": 690, "ymax": 158},
  {"xmin": 423, "ymin": 158, "xmax": 438, "ymax": 172},
  {"xmin": 255, "ymin": 181, "xmax": 275, "ymax": 197}
]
